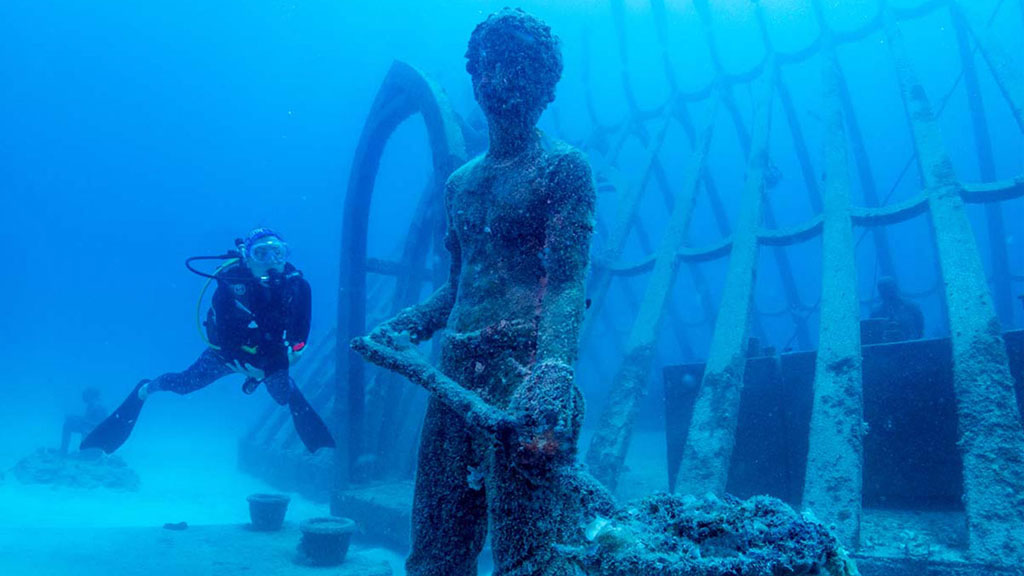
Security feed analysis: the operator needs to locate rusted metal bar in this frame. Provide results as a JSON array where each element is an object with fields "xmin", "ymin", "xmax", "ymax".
[
  {"xmin": 587, "ymin": 103, "xmax": 717, "ymax": 490},
  {"xmin": 801, "ymin": 52, "xmax": 864, "ymax": 550},
  {"xmin": 676, "ymin": 65, "xmax": 775, "ymax": 496},
  {"xmin": 884, "ymin": 11, "xmax": 1024, "ymax": 564},
  {"xmin": 950, "ymin": 6, "xmax": 1015, "ymax": 328}
]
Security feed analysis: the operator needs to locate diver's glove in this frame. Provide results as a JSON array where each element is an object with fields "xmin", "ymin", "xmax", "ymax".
[{"xmin": 227, "ymin": 359, "xmax": 266, "ymax": 381}]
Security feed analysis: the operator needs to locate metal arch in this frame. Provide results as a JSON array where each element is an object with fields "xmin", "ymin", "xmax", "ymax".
[{"xmin": 336, "ymin": 60, "xmax": 466, "ymax": 486}]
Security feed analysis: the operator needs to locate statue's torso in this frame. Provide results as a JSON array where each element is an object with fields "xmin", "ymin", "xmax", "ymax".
[{"xmin": 447, "ymin": 150, "xmax": 555, "ymax": 334}]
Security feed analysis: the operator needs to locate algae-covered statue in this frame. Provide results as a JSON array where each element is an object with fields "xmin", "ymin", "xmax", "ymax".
[
  {"xmin": 354, "ymin": 8, "xmax": 858, "ymax": 576},
  {"xmin": 361, "ymin": 8, "xmax": 593, "ymax": 575}
]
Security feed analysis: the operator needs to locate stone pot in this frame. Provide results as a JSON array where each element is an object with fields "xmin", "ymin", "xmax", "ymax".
[
  {"xmin": 298, "ymin": 516, "xmax": 356, "ymax": 566},
  {"xmin": 246, "ymin": 493, "xmax": 290, "ymax": 531}
]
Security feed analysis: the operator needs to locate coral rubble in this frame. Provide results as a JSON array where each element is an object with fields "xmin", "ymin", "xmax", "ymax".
[
  {"xmin": 570, "ymin": 493, "xmax": 858, "ymax": 576},
  {"xmin": 12, "ymin": 448, "xmax": 140, "ymax": 491}
]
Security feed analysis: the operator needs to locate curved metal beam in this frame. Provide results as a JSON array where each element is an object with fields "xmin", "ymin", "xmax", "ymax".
[{"xmin": 337, "ymin": 60, "xmax": 466, "ymax": 486}]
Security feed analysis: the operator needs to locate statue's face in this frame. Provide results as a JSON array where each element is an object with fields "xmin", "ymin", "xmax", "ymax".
[
  {"xmin": 466, "ymin": 10, "xmax": 562, "ymax": 128},
  {"xmin": 471, "ymin": 43, "xmax": 548, "ymax": 125},
  {"xmin": 877, "ymin": 278, "xmax": 899, "ymax": 301}
]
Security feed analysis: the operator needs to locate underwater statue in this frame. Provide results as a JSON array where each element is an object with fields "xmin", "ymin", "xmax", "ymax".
[
  {"xmin": 60, "ymin": 387, "xmax": 107, "ymax": 455},
  {"xmin": 361, "ymin": 8, "xmax": 593, "ymax": 575},
  {"xmin": 354, "ymin": 8, "xmax": 857, "ymax": 576},
  {"xmin": 870, "ymin": 276, "xmax": 924, "ymax": 342}
]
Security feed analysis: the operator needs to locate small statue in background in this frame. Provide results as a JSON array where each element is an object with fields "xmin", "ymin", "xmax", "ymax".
[
  {"xmin": 871, "ymin": 276, "xmax": 924, "ymax": 342},
  {"xmin": 60, "ymin": 387, "xmax": 107, "ymax": 455}
]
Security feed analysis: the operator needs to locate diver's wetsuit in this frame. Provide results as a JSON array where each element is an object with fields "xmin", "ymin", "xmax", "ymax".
[{"xmin": 151, "ymin": 261, "xmax": 311, "ymax": 404}]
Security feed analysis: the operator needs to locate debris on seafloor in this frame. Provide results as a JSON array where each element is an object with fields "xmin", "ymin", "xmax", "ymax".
[
  {"xmin": 12, "ymin": 448, "xmax": 140, "ymax": 491},
  {"xmin": 566, "ymin": 492, "xmax": 859, "ymax": 576}
]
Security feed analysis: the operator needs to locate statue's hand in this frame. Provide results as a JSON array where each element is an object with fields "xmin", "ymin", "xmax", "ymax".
[
  {"xmin": 510, "ymin": 361, "xmax": 580, "ymax": 468},
  {"xmin": 367, "ymin": 320, "xmax": 416, "ymax": 351}
]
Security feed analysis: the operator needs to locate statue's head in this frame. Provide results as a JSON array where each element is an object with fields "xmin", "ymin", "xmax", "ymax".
[
  {"xmin": 82, "ymin": 387, "xmax": 101, "ymax": 404},
  {"xmin": 877, "ymin": 276, "xmax": 900, "ymax": 302},
  {"xmin": 465, "ymin": 8, "xmax": 563, "ymax": 126}
]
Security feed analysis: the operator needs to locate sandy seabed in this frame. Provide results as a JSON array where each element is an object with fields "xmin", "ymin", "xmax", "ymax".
[{"xmin": 0, "ymin": 416, "xmax": 407, "ymax": 576}]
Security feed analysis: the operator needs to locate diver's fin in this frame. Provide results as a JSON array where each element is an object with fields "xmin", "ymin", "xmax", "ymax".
[
  {"xmin": 80, "ymin": 379, "xmax": 149, "ymax": 454},
  {"xmin": 288, "ymin": 386, "xmax": 335, "ymax": 453}
]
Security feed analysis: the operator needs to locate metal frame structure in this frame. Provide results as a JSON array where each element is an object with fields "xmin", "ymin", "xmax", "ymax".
[{"xmin": 240, "ymin": 0, "xmax": 1024, "ymax": 562}]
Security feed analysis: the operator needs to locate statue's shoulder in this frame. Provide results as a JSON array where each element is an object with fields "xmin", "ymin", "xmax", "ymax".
[
  {"xmin": 543, "ymin": 140, "xmax": 594, "ymax": 198},
  {"xmin": 544, "ymin": 139, "xmax": 589, "ymax": 168},
  {"xmin": 446, "ymin": 155, "xmax": 486, "ymax": 192}
]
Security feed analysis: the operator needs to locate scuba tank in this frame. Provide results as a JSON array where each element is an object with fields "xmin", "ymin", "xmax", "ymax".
[{"xmin": 185, "ymin": 240, "xmax": 244, "ymax": 350}]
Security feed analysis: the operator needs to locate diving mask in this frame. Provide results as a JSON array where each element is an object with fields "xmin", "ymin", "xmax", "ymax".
[{"xmin": 247, "ymin": 237, "xmax": 289, "ymax": 266}]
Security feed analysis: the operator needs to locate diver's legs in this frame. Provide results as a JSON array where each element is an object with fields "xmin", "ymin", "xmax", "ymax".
[
  {"xmin": 263, "ymin": 371, "xmax": 293, "ymax": 405},
  {"xmin": 406, "ymin": 397, "xmax": 488, "ymax": 576},
  {"xmin": 151, "ymin": 348, "xmax": 233, "ymax": 395}
]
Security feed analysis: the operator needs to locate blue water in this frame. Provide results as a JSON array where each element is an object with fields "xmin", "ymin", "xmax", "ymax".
[{"xmin": 1, "ymin": 1, "xmax": 1022, "ymax": 574}]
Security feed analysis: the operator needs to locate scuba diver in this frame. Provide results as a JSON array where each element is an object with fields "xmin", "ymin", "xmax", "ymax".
[
  {"xmin": 871, "ymin": 276, "xmax": 925, "ymax": 342},
  {"xmin": 60, "ymin": 387, "xmax": 107, "ymax": 455},
  {"xmin": 81, "ymin": 228, "xmax": 334, "ymax": 454}
]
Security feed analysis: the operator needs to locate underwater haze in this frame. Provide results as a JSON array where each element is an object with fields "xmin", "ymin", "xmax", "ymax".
[{"xmin": 1, "ymin": 0, "xmax": 1023, "ymax": 574}]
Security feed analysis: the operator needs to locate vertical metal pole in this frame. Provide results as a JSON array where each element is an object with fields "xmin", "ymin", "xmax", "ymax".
[
  {"xmin": 885, "ymin": 12, "xmax": 1024, "ymax": 564},
  {"xmin": 954, "ymin": 1, "xmax": 1024, "ymax": 132},
  {"xmin": 776, "ymin": 76, "xmax": 824, "ymax": 213},
  {"xmin": 676, "ymin": 66, "xmax": 775, "ymax": 496},
  {"xmin": 587, "ymin": 103, "xmax": 717, "ymax": 490},
  {"xmin": 802, "ymin": 52, "xmax": 864, "ymax": 550},
  {"xmin": 809, "ymin": 1, "xmax": 897, "ymax": 279},
  {"xmin": 696, "ymin": 1, "xmax": 813, "ymax": 351},
  {"xmin": 580, "ymin": 112, "xmax": 676, "ymax": 346},
  {"xmin": 950, "ymin": 6, "xmax": 1014, "ymax": 328}
]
